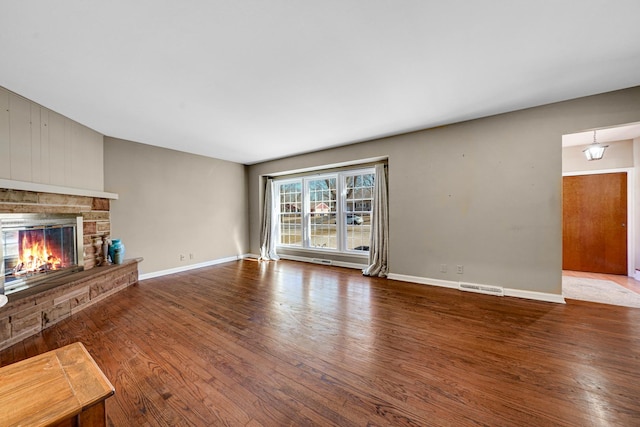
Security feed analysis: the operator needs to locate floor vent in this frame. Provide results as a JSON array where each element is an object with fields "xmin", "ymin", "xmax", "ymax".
[
  {"xmin": 312, "ymin": 258, "xmax": 333, "ymax": 265},
  {"xmin": 459, "ymin": 282, "xmax": 504, "ymax": 296}
]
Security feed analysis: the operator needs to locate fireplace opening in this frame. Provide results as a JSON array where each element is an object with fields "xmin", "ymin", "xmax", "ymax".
[{"xmin": 1, "ymin": 214, "xmax": 84, "ymax": 296}]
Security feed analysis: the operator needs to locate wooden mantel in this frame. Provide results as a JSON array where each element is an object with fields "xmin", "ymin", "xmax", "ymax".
[
  {"xmin": 0, "ymin": 179, "xmax": 118, "ymax": 200},
  {"xmin": 0, "ymin": 342, "xmax": 114, "ymax": 426}
]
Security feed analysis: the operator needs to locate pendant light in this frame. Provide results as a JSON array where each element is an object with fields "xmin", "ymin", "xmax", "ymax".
[{"xmin": 582, "ymin": 130, "xmax": 608, "ymax": 161}]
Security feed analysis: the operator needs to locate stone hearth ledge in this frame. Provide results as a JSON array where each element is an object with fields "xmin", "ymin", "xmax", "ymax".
[{"xmin": 0, "ymin": 258, "xmax": 142, "ymax": 351}]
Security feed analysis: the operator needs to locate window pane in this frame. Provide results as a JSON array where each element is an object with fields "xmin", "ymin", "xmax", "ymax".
[
  {"xmin": 278, "ymin": 181, "xmax": 302, "ymax": 246},
  {"xmin": 308, "ymin": 178, "xmax": 337, "ymax": 249},
  {"xmin": 344, "ymin": 173, "xmax": 374, "ymax": 251}
]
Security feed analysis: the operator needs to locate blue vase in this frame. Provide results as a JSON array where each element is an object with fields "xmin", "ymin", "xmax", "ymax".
[{"xmin": 109, "ymin": 239, "xmax": 125, "ymax": 264}]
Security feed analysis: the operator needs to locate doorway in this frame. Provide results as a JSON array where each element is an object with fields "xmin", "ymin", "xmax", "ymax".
[{"xmin": 561, "ymin": 123, "xmax": 639, "ymax": 305}]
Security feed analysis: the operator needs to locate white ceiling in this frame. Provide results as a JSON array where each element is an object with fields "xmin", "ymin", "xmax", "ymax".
[{"xmin": 1, "ymin": 1, "xmax": 640, "ymax": 165}]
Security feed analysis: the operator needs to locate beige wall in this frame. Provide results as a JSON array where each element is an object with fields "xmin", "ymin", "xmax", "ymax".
[
  {"xmin": 104, "ymin": 137, "xmax": 249, "ymax": 275},
  {"xmin": 248, "ymin": 86, "xmax": 640, "ymax": 295}
]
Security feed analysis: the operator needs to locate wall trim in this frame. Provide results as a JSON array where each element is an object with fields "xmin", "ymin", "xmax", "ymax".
[
  {"xmin": 139, "ymin": 255, "xmax": 241, "ymax": 280},
  {"xmin": 503, "ymin": 288, "xmax": 566, "ymax": 304},
  {"xmin": 388, "ymin": 273, "xmax": 459, "ymax": 289},
  {"xmin": 388, "ymin": 273, "xmax": 565, "ymax": 304}
]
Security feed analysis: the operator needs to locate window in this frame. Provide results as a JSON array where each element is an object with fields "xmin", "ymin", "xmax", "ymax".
[
  {"xmin": 277, "ymin": 181, "xmax": 302, "ymax": 246},
  {"xmin": 308, "ymin": 177, "xmax": 337, "ymax": 249},
  {"xmin": 276, "ymin": 168, "xmax": 375, "ymax": 254},
  {"xmin": 344, "ymin": 172, "xmax": 374, "ymax": 251}
]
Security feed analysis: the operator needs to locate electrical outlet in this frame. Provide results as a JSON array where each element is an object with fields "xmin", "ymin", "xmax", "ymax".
[
  {"xmin": 189, "ymin": 253, "xmax": 194, "ymax": 260},
  {"xmin": 457, "ymin": 265, "xmax": 464, "ymax": 274},
  {"xmin": 180, "ymin": 254, "xmax": 185, "ymax": 261},
  {"xmin": 440, "ymin": 264, "xmax": 447, "ymax": 273}
]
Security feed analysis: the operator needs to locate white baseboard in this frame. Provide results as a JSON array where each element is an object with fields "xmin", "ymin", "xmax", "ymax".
[
  {"xmin": 388, "ymin": 273, "xmax": 459, "ymax": 289},
  {"xmin": 635, "ymin": 270, "xmax": 640, "ymax": 281},
  {"xmin": 387, "ymin": 273, "xmax": 565, "ymax": 304},
  {"xmin": 503, "ymin": 288, "xmax": 565, "ymax": 304},
  {"xmin": 139, "ymin": 255, "xmax": 242, "ymax": 281}
]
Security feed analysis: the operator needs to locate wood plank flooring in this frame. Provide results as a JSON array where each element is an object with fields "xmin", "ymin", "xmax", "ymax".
[{"xmin": 1, "ymin": 259, "xmax": 640, "ymax": 426}]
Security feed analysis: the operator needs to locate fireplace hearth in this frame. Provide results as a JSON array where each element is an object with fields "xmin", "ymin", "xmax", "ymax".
[{"xmin": 1, "ymin": 213, "xmax": 84, "ymax": 295}]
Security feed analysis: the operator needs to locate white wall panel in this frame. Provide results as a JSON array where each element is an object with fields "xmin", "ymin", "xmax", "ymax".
[
  {"xmin": 39, "ymin": 107, "xmax": 50, "ymax": 184},
  {"xmin": 9, "ymin": 93, "xmax": 31, "ymax": 182},
  {"xmin": 48, "ymin": 110, "xmax": 66, "ymax": 186},
  {"xmin": 30, "ymin": 103, "xmax": 41, "ymax": 182},
  {"xmin": 0, "ymin": 87, "xmax": 103, "ymax": 191}
]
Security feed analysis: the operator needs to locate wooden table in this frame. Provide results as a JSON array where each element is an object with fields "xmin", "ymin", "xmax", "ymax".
[{"xmin": 0, "ymin": 342, "xmax": 115, "ymax": 427}]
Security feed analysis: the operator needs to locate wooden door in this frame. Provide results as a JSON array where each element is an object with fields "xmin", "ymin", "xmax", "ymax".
[{"xmin": 563, "ymin": 173, "xmax": 627, "ymax": 274}]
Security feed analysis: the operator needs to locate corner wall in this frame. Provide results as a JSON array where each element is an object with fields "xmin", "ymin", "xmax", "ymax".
[
  {"xmin": 104, "ymin": 137, "xmax": 249, "ymax": 275},
  {"xmin": 248, "ymin": 86, "xmax": 640, "ymax": 296}
]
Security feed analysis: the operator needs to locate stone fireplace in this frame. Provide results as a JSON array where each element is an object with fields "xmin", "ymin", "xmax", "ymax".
[
  {"xmin": 0, "ymin": 187, "xmax": 140, "ymax": 350},
  {"xmin": 0, "ymin": 188, "xmax": 111, "ymax": 270}
]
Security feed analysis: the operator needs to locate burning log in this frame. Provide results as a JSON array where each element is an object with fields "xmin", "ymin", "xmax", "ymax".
[{"xmin": 16, "ymin": 233, "xmax": 64, "ymax": 275}]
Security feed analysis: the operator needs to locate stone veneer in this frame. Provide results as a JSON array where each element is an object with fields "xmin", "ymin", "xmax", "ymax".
[
  {"xmin": 0, "ymin": 188, "xmax": 111, "ymax": 269},
  {"xmin": 0, "ymin": 260, "xmax": 139, "ymax": 350},
  {"xmin": 0, "ymin": 188, "xmax": 139, "ymax": 351}
]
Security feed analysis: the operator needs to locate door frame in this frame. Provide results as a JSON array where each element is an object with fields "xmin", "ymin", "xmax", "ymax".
[{"xmin": 563, "ymin": 168, "xmax": 635, "ymax": 277}]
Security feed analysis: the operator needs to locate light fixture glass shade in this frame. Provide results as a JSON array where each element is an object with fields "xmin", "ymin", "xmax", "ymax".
[{"xmin": 583, "ymin": 143, "xmax": 607, "ymax": 161}]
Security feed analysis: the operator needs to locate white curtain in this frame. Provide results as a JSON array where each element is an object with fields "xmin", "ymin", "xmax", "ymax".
[
  {"xmin": 259, "ymin": 178, "xmax": 280, "ymax": 261},
  {"xmin": 363, "ymin": 164, "xmax": 388, "ymax": 277}
]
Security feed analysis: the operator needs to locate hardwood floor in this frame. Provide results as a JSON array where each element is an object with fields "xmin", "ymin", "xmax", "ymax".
[{"xmin": 2, "ymin": 259, "xmax": 640, "ymax": 426}]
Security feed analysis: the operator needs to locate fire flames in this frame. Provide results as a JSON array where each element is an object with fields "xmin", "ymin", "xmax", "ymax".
[{"xmin": 15, "ymin": 233, "xmax": 62, "ymax": 275}]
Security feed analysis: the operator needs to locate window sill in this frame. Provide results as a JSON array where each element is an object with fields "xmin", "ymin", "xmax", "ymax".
[{"xmin": 277, "ymin": 246, "xmax": 369, "ymax": 259}]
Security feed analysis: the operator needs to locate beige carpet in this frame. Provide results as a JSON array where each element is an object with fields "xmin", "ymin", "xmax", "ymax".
[{"xmin": 562, "ymin": 276, "xmax": 640, "ymax": 308}]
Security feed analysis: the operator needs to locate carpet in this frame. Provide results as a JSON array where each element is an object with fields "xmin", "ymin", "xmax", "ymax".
[{"xmin": 562, "ymin": 276, "xmax": 640, "ymax": 308}]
